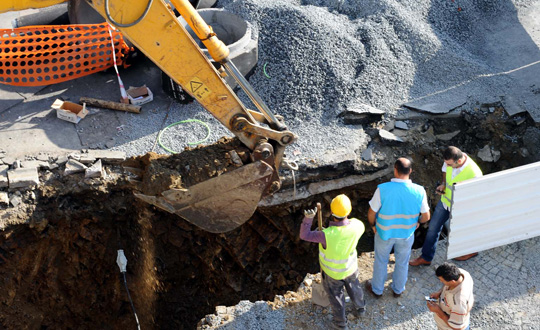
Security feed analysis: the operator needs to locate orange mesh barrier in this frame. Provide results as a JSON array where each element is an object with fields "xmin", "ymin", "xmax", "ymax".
[{"xmin": 0, "ymin": 23, "xmax": 130, "ymax": 86}]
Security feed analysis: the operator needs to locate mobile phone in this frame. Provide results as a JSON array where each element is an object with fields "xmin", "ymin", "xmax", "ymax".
[{"xmin": 425, "ymin": 296, "xmax": 437, "ymax": 302}]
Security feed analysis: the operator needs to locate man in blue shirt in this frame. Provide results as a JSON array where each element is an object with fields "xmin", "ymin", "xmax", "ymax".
[{"xmin": 365, "ymin": 158, "xmax": 430, "ymax": 298}]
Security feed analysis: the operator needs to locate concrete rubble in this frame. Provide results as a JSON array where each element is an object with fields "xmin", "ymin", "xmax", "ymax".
[
  {"xmin": 7, "ymin": 168, "xmax": 39, "ymax": 189},
  {"xmin": 0, "ymin": 165, "xmax": 8, "ymax": 188},
  {"xmin": 85, "ymin": 160, "xmax": 103, "ymax": 178},
  {"xmin": 64, "ymin": 159, "xmax": 88, "ymax": 175},
  {"xmin": 478, "ymin": 145, "xmax": 501, "ymax": 163},
  {"xmin": 0, "ymin": 192, "xmax": 8, "ymax": 206}
]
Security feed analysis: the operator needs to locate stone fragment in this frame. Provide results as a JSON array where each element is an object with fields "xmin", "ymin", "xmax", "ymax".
[
  {"xmin": 395, "ymin": 121, "xmax": 408, "ymax": 130},
  {"xmin": 64, "ymin": 159, "xmax": 88, "ymax": 175},
  {"xmin": 205, "ymin": 315, "xmax": 221, "ymax": 327},
  {"xmin": 340, "ymin": 102, "xmax": 385, "ymax": 125},
  {"xmin": 303, "ymin": 278, "xmax": 313, "ymax": 287},
  {"xmin": 7, "ymin": 168, "xmax": 40, "ymax": 188},
  {"xmin": 404, "ymin": 97, "xmax": 466, "ymax": 114},
  {"xmin": 347, "ymin": 313, "xmax": 355, "ymax": 321},
  {"xmin": 422, "ymin": 126, "xmax": 436, "ymax": 143},
  {"xmin": 0, "ymin": 165, "xmax": 8, "ymax": 188},
  {"xmin": 436, "ymin": 130, "xmax": 461, "ymax": 141},
  {"xmin": 383, "ymin": 120, "xmax": 395, "ymax": 131},
  {"xmin": 79, "ymin": 154, "xmax": 97, "ymax": 164},
  {"xmin": 13, "ymin": 160, "xmax": 21, "ymax": 169},
  {"xmin": 21, "ymin": 160, "xmax": 49, "ymax": 170},
  {"xmin": 0, "ymin": 192, "xmax": 8, "ymax": 205},
  {"xmin": 10, "ymin": 194, "xmax": 22, "ymax": 207},
  {"xmin": 215, "ymin": 306, "xmax": 227, "ymax": 315},
  {"xmin": 55, "ymin": 155, "xmax": 69, "ymax": 165},
  {"xmin": 478, "ymin": 145, "xmax": 501, "ymax": 162},
  {"xmin": 68, "ymin": 153, "xmax": 81, "ymax": 161},
  {"xmin": 1, "ymin": 156, "xmax": 16, "ymax": 166},
  {"xmin": 361, "ymin": 148, "xmax": 373, "ymax": 161},
  {"xmin": 87, "ymin": 150, "xmax": 126, "ymax": 163},
  {"xmin": 379, "ymin": 129, "xmax": 404, "ymax": 143},
  {"xmin": 85, "ymin": 160, "xmax": 103, "ymax": 178},
  {"xmin": 229, "ymin": 150, "xmax": 243, "ymax": 166}
]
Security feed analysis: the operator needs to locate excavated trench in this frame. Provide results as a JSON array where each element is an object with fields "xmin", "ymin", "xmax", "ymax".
[{"xmin": 1, "ymin": 105, "xmax": 539, "ymax": 329}]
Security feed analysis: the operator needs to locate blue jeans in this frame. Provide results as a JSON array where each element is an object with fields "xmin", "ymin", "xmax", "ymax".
[
  {"xmin": 421, "ymin": 200, "xmax": 450, "ymax": 262},
  {"xmin": 372, "ymin": 232, "xmax": 414, "ymax": 295}
]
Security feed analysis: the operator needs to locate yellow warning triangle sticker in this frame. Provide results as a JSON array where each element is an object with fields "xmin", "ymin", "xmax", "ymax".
[{"xmin": 190, "ymin": 81, "xmax": 203, "ymax": 93}]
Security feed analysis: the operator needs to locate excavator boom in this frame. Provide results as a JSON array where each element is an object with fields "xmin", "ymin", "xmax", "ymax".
[{"xmin": 0, "ymin": 0, "xmax": 297, "ymax": 232}]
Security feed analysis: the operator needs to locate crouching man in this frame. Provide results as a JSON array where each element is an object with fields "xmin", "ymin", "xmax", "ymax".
[{"xmin": 428, "ymin": 262, "xmax": 474, "ymax": 330}]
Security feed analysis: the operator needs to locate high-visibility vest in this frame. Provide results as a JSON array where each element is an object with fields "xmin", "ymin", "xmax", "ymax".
[
  {"xmin": 375, "ymin": 181, "xmax": 425, "ymax": 240},
  {"xmin": 441, "ymin": 158, "xmax": 483, "ymax": 208},
  {"xmin": 319, "ymin": 219, "xmax": 365, "ymax": 280}
]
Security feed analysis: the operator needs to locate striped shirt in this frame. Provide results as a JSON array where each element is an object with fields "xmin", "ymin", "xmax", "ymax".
[{"xmin": 435, "ymin": 269, "xmax": 474, "ymax": 330}]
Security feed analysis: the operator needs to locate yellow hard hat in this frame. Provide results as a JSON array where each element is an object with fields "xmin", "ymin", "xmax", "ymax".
[{"xmin": 330, "ymin": 194, "xmax": 352, "ymax": 218}]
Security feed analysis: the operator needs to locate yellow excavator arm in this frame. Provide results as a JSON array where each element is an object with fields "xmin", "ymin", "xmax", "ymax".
[{"xmin": 0, "ymin": 0, "xmax": 297, "ymax": 233}]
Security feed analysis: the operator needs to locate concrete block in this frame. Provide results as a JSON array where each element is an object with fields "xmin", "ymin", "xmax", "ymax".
[
  {"xmin": 87, "ymin": 150, "xmax": 126, "ymax": 163},
  {"xmin": 436, "ymin": 130, "xmax": 461, "ymax": 141},
  {"xmin": 0, "ymin": 191, "xmax": 9, "ymax": 206},
  {"xmin": 85, "ymin": 160, "xmax": 103, "ymax": 178},
  {"xmin": 395, "ymin": 121, "xmax": 409, "ymax": 130},
  {"xmin": 10, "ymin": 194, "xmax": 22, "ymax": 207},
  {"xmin": 7, "ymin": 167, "xmax": 40, "ymax": 188},
  {"xmin": 22, "ymin": 160, "xmax": 51, "ymax": 170},
  {"xmin": 79, "ymin": 154, "xmax": 97, "ymax": 164},
  {"xmin": 64, "ymin": 159, "xmax": 88, "ymax": 175},
  {"xmin": 55, "ymin": 155, "xmax": 69, "ymax": 165},
  {"xmin": 379, "ymin": 129, "xmax": 404, "ymax": 143},
  {"xmin": 478, "ymin": 145, "xmax": 501, "ymax": 162},
  {"xmin": 0, "ymin": 165, "xmax": 8, "ymax": 188},
  {"xmin": 361, "ymin": 148, "xmax": 373, "ymax": 161},
  {"xmin": 1, "ymin": 156, "xmax": 16, "ymax": 166}
]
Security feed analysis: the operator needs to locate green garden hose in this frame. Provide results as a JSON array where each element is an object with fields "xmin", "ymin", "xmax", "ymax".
[{"xmin": 157, "ymin": 119, "xmax": 210, "ymax": 154}]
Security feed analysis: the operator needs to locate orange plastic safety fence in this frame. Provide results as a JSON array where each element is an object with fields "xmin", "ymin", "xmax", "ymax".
[{"xmin": 0, "ymin": 23, "xmax": 130, "ymax": 87}]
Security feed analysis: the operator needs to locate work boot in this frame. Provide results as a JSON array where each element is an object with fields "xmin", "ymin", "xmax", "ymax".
[
  {"xmin": 325, "ymin": 319, "xmax": 348, "ymax": 330},
  {"xmin": 453, "ymin": 252, "xmax": 478, "ymax": 261},
  {"xmin": 354, "ymin": 307, "xmax": 366, "ymax": 318},
  {"xmin": 409, "ymin": 256, "xmax": 431, "ymax": 266},
  {"xmin": 364, "ymin": 281, "xmax": 382, "ymax": 299},
  {"xmin": 393, "ymin": 291, "xmax": 402, "ymax": 298}
]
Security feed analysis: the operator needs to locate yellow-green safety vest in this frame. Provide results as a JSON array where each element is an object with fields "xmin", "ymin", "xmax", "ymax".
[
  {"xmin": 441, "ymin": 158, "xmax": 483, "ymax": 208},
  {"xmin": 319, "ymin": 218, "xmax": 365, "ymax": 280}
]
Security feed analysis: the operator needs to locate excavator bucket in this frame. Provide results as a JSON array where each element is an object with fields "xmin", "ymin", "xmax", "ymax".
[{"xmin": 134, "ymin": 160, "xmax": 274, "ymax": 233}]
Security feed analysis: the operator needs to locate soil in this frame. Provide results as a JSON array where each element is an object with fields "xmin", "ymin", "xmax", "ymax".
[{"xmin": 1, "ymin": 106, "xmax": 539, "ymax": 329}]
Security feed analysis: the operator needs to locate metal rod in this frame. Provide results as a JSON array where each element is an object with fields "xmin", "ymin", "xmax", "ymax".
[{"xmin": 223, "ymin": 61, "xmax": 286, "ymax": 131}]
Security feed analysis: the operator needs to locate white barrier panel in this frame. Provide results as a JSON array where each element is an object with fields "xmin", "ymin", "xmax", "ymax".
[{"xmin": 447, "ymin": 161, "xmax": 540, "ymax": 259}]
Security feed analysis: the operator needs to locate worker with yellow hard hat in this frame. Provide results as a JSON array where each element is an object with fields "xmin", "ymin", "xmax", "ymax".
[{"xmin": 300, "ymin": 194, "xmax": 366, "ymax": 330}]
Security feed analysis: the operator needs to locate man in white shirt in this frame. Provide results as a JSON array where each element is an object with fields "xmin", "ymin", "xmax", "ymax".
[
  {"xmin": 365, "ymin": 158, "xmax": 430, "ymax": 298},
  {"xmin": 410, "ymin": 146, "xmax": 483, "ymax": 266}
]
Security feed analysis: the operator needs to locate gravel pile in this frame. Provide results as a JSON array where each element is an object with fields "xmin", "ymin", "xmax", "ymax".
[{"xmin": 112, "ymin": 0, "xmax": 538, "ymax": 161}]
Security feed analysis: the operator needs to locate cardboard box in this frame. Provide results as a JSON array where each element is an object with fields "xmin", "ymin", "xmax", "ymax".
[
  {"xmin": 51, "ymin": 99, "xmax": 88, "ymax": 124},
  {"xmin": 127, "ymin": 85, "xmax": 153, "ymax": 106}
]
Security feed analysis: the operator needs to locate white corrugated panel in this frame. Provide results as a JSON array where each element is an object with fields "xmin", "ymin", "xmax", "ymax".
[{"xmin": 447, "ymin": 161, "xmax": 540, "ymax": 259}]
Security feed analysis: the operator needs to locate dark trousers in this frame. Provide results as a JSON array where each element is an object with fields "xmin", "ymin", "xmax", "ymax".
[{"xmin": 322, "ymin": 269, "xmax": 365, "ymax": 327}]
